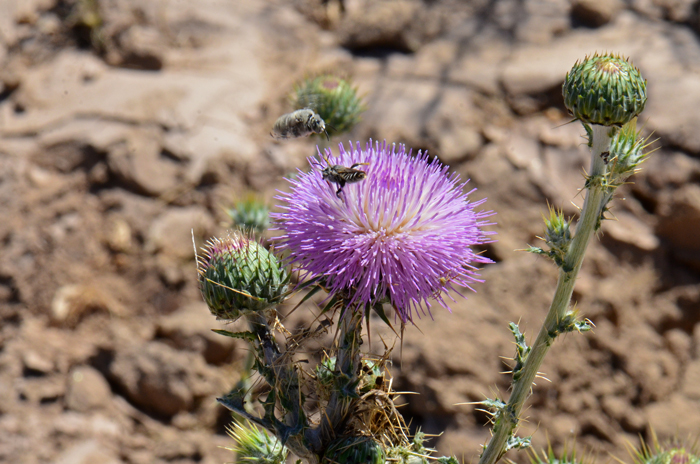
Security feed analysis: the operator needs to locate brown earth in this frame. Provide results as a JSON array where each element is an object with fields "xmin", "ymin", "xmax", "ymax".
[{"xmin": 1, "ymin": 0, "xmax": 700, "ymax": 463}]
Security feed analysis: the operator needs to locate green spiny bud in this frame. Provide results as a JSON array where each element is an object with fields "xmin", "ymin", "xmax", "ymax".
[
  {"xmin": 323, "ymin": 436, "xmax": 386, "ymax": 464},
  {"xmin": 528, "ymin": 442, "xmax": 588, "ymax": 464},
  {"xmin": 315, "ymin": 356, "xmax": 384, "ymax": 402},
  {"xmin": 225, "ymin": 420, "xmax": 288, "ymax": 464},
  {"xmin": 630, "ymin": 434, "xmax": 700, "ymax": 464},
  {"xmin": 544, "ymin": 207, "xmax": 572, "ymax": 255},
  {"xmin": 644, "ymin": 448, "xmax": 700, "ymax": 464},
  {"xmin": 607, "ymin": 117, "xmax": 650, "ymax": 181},
  {"xmin": 197, "ymin": 231, "xmax": 289, "ymax": 321},
  {"xmin": 226, "ymin": 195, "xmax": 271, "ymax": 234},
  {"xmin": 359, "ymin": 358, "xmax": 383, "ymax": 393},
  {"xmin": 292, "ymin": 74, "xmax": 366, "ymax": 135},
  {"xmin": 563, "ymin": 53, "xmax": 647, "ymax": 127},
  {"xmin": 529, "ymin": 207, "xmax": 573, "ymax": 268}
]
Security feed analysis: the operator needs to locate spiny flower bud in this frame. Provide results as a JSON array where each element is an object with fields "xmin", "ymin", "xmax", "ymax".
[
  {"xmin": 197, "ymin": 231, "xmax": 289, "ymax": 322},
  {"xmin": 226, "ymin": 195, "xmax": 271, "ymax": 234},
  {"xmin": 607, "ymin": 117, "xmax": 650, "ymax": 181},
  {"xmin": 563, "ymin": 53, "xmax": 647, "ymax": 127},
  {"xmin": 293, "ymin": 74, "xmax": 366, "ymax": 135},
  {"xmin": 631, "ymin": 435, "xmax": 700, "ymax": 464},
  {"xmin": 315, "ymin": 356, "xmax": 384, "ymax": 400},
  {"xmin": 323, "ymin": 436, "xmax": 386, "ymax": 464},
  {"xmin": 225, "ymin": 420, "xmax": 288, "ymax": 464},
  {"xmin": 528, "ymin": 442, "xmax": 588, "ymax": 464},
  {"xmin": 646, "ymin": 448, "xmax": 700, "ymax": 464}
]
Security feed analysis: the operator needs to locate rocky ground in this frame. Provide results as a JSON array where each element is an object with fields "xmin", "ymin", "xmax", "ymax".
[{"xmin": 1, "ymin": 0, "xmax": 700, "ymax": 463}]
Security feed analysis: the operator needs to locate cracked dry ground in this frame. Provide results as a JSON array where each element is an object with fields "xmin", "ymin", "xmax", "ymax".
[{"xmin": 1, "ymin": 0, "xmax": 700, "ymax": 463}]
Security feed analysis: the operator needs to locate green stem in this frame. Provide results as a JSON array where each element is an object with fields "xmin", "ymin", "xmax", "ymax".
[
  {"xmin": 318, "ymin": 304, "xmax": 363, "ymax": 443},
  {"xmin": 247, "ymin": 312, "xmax": 312, "ymax": 462},
  {"xmin": 478, "ymin": 124, "xmax": 612, "ymax": 464}
]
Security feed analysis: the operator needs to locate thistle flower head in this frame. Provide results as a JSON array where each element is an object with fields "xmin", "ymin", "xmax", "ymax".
[
  {"xmin": 273, "ymin": 140, "xmax": 494, "ymax": 323},
  {"xmin": 563, "ymin": 53, "xmax": 647, "ymax": 127},
  {"xmin": 197, "ymin": 230, "xmax": 289, "ymax": 321},
  {"xmin": 293, "ymin": 74, "xmax": 366, "ymax": 135},
  {"xmin": 323, "ymin": 436, "xmax": 386, "ymax": 464},
  {"xmin": 225, "ymin": 420, "xmax": 288, "ymax": 464}
]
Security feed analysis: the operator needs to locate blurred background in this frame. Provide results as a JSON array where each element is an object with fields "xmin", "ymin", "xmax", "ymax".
[{"xmin": 1, "ymin": 0, "xmax": 699, "ymax": 463}]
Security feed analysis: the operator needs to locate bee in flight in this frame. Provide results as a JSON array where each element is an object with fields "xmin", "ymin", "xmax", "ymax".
[
  {"xmin": 271, "ymin": 108, "xmax": 330, "ymax": 141},
  {"xmin": 312, "ymin": 154, "xmax": 369, "ymax": 198}
]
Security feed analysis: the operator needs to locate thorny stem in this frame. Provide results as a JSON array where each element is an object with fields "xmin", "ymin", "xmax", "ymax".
[
  {"xmin": 478, "ymin": 124, "xmax": 612, "ymax": 464},
  {"xmin": 247, "ymin": 312, "xmax": 313, "ymax": 462},
  {"xmin": 317, "ymin": 304, "xmax": 363, "ymax": 443}
]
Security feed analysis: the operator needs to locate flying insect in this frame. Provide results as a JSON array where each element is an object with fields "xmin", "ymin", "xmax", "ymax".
[{"xmin": 271, "ymin": 108, "xmax": 330, "ymax": 140}]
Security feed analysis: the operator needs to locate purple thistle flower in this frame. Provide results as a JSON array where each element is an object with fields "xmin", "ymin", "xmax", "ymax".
[{"xmin": 273, "ymin": 140, "xmax": 495, "ymax": 323}]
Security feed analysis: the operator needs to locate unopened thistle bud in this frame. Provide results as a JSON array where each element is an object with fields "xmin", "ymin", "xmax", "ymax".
[
  {"xmin": 226, "ymin": 195, "xmax": 271, "ymax": 234},
  {"xmin": 528, "ymin": 442, "xmax": 588, "ymax": 464},
  {"xmin": 293, "ymin": 74, "xmax": 366, "ymax": 135},
  {"xmin": 323, "ymin": 436, "xmax": 386, "ymax": 464},
  {"xmin": 607, "ymin": 118, "xmax": 649, "ymax": 181},
  {"xmin": 197, "ymin": 231, "xmax": 289, "ymax": 322},
  {"xmin": 563, "ymin": 53, "xmax": 647, "ymax": 127},
  {"xmin": 225, "ymin": 420, "xmax": 288, "ymax": 464},
  {"xmin": 631, "ymin": 434, "xmax": 700, "ymax": 464}
]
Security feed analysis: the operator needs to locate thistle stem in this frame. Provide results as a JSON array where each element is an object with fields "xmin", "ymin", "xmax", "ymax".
[
  {"xmin": 319, "ymin": 304, "xmax": 363, "ymax": 442},
  {"xmin": 248, "ymin": 312, "xmax": 312, "ymax": 461},
  {"xmin": 478, "ymin": 124, "xmax": 612, "ymax": 464}
]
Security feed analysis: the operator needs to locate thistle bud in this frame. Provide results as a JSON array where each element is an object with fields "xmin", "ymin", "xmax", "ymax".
[
  {"xmin": 225, "ymin": 420, "xmax": 288, "ymax": 464},
  {"xmin": 292, "ymin": 74, "xmax": 366, "ymax": 135},
  {"xmin": 631, "ymin": 435, "xmax": 700, "ymax": 464},
  {"xmin": 528, "ymin": 442, "xmax": 588, "ymax": 464},
  {"xmin": 607, "ymin": 117, "xmax": 649, "ymax": 181},
  {"xmin": 563, "ymin": 53, "xmax": 647, "ymax": 127},
  {"xmin": 226, "ymin": 195, "xmax": 271, "ymax": 234},
  {"xmin": 644, "ymin": 448, "xmax": 700, "ymax": 464},
  {"xmin": 323, "ymin": 436, "xmax": 386, "ymax": 464},
  {"xmin": 197, "ymin": 231, "xmax": 289, "ymax": 322}
]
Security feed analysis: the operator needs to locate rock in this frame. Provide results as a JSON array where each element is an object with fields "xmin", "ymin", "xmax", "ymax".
[
  {"xmin": 448, "ymin": 42, "xmax": 507, "ymax": 95},
  {"xmin": 51, "ymin": 283, "xmax": 125, "ymax": 327},
  {"xmin": 636, "ymin": 25, "xmax": 700, "ymax": 155},
  {"xmin": 146, "ymin": 206, "xmax": 215, "ymax": 260},
  {"xmin": 655, "ymin": 184, "xmax": 700, "ymax": 269},
  {"xmin": 681, "ymin": 359, "xmax": 700, "ymax": 400},
  {"xmin": 106, "ymin": 128, "xmax": 181, "ymax": 197},
  {"xmin": 646, "ymin": 393, "xmax": 700, "ymax": 437},
  {"xmin": 515, "ymin": 0, "xmax": 570, "ymax": 44},
  {"xmin": 387, "ymin": 39, "xmax": 458, "ymax": 80},
  {"xmin": 0, "ymin": 51, "xmax": 233, "ymax": 136},
  {"xmin": 156, "ymin": 302, "xmax": 237, "ymax": 365},
  {"xmin": 109, "ymin": 25, "xmax": 165, "ymax": 70},
  {"xmin": 22, "ymin": 350, "xmax": 54, "ymax": 375},
  {"xmin": 602, "ymin": 211, "xmax": 659, "ymax": 252},
  {"xmin": 338, "ymin": 0, "xmax": 440, "ymax": 52},
  {"xmin": 53, "ymin": 411, "xmax": 122, "ymax": 437},
  {"xmin": 424, "ymin": 87, "xmax": 483, "ymax": 163},
  {"xmin": 108, "ymin": 341, "xmax": 224, "ymax": 418},
  {"xmin": 16, "ymin": 375, "xmax": 65, "ymax": 403},
  {"xmin": 55, "ymin": 439, "xmax": 121, "ymax": 464},
  {"xmin": 571, "ymin": 0, "xmax": 624, "ymax": 27},
  {"xmin": 363, "ymin": 78, "xmax": 441, "ymax": 148},
  {"xmin": 65, "ymin": 366, "xmax": 113, "ymax": 412}
]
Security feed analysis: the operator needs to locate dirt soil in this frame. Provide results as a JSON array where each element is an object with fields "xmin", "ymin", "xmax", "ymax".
[{"xmin": 1, "ymin": 0, "xmax": 700, "ymax": 463}]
